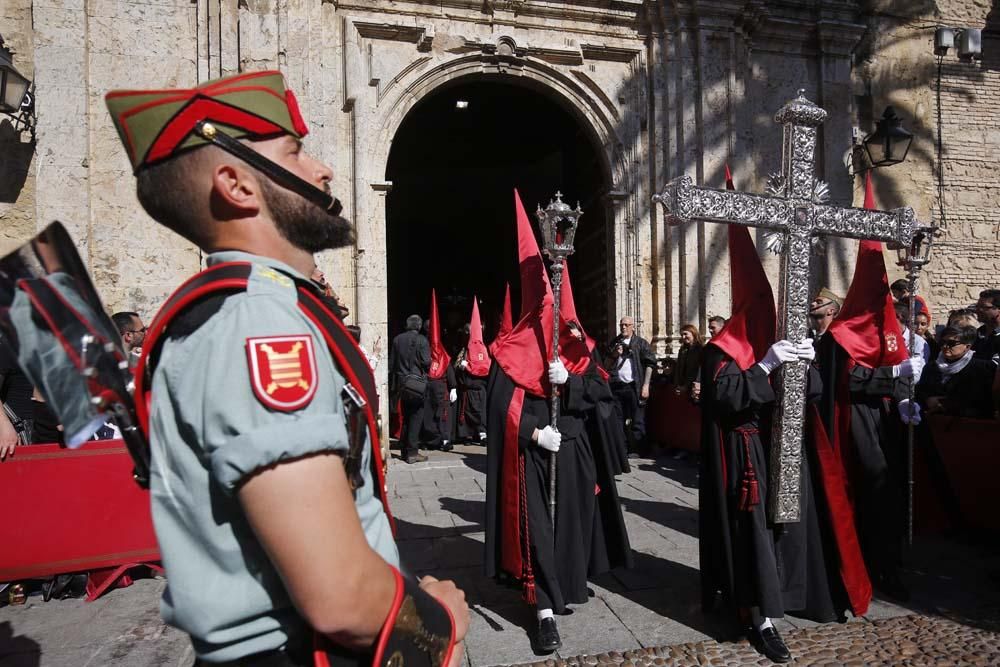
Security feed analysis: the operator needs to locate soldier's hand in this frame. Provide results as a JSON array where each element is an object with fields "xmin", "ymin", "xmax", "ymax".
[{"xmin": 419, "ymin": 576, "xmax": 469, "ymax": 643}]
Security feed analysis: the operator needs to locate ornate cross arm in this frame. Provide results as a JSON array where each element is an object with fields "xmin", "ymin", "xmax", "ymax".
[
  {"xmin": 652, "ymin": 175, "xmax": 917, "ymax": 248},
  {"xmin": 653, "ymin": 176, "xmax": 793, "ymax": 230},
  {"xmin": 812, "ymin": 204, "xmax": 916, "ymax": 247}
]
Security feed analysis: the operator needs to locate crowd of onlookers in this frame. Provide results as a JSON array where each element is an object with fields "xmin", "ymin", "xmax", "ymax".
[
  {"xmin": 2, "ymin": 284, "xmax": 998, "ymax": 465},
  {"xmin": 0, "ymin": 310, "xmax": 145, "ymax": 462},
  {"xmin": 649, "ymin": 283, "xmax": 1000, "ymax": 444}
]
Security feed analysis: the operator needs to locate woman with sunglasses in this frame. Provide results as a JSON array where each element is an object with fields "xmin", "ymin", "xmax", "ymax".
[{"xmin": 901, "ymin": 326, "xmax": 999, "ymax": 422}]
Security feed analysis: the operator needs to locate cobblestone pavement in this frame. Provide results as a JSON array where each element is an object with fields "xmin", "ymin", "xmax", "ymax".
[
  {"xmin": 507, "ymin": 615, "xmax": 1000, "ymax": 666},
  {"xmin": 1, "ymin": 445, "xmax": 999, "ymax": 666}
]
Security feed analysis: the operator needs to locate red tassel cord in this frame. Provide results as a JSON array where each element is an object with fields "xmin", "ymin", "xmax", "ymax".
[
  {"xmin": 735, "ymin": 427, "xmax": 760, "ymax": 511},
  {"xmin": 519, "ymin": 452, "xmax": 537, "ymax": 605}
]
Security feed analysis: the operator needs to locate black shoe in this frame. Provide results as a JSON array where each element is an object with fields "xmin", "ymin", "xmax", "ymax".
[
  {"xmin": 404, "ymin": 453, "xmax": 428, "ymax": 464},
  {"xmin": 751, "ymin": 626, "xmax": 791, "ymax": 663},
  {"xmin": 534, "ymin": 617, "xmax": 561, "ymax": 654},
  {"xmin": 440, "ymin": 442, "xmax": 453, "ymax": 452}
]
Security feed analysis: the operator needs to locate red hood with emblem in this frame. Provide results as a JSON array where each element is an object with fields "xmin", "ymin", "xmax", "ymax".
[
  {"xmin": 827, "ymin": 173, "xmax": 908, "ymax": 369},
  {"xmin": 427, "ymin": 289, "xmax": 451, "ymax": 379},
  {"xmin": 466, "ymin": 296, "xmax": 492, "ymax": 377}
]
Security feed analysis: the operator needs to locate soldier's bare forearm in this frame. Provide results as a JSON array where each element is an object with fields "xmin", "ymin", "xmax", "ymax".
[{"xmin": 239, "ymin": 452, "xmax": 398, "ymax": 649}]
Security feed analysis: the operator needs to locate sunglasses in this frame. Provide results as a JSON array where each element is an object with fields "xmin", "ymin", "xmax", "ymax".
[{"xmin": 940, "ymin": 339, "xmax": 967, "ymax": 349}]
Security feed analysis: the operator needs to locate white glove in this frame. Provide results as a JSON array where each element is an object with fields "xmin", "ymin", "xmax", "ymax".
[
  {"xmin": 794, "ymin": 338, "xmax": 816, "ymax": 362},
  {"xmin": 898, "ymin": 398, "xmax": 922, "ymax": 425},
  {"xmin": 757, "ymin": 340, "xmax": 798, "ymax": 375},
  {"xmin": 535, "ymin": 426, "xmax": 561, "ymax": 452},
  {"xmin": 449, "ymin": 388, "xmax": 457, "ymax": 403},
  {"xmin": 894, "ymin": 356, "xmax": 925, "ymax": 381},
  {"xmin": 548, "ymin": 359, "xmax": 568, "ymax": 386},
  {"xmin": 459, "ymin": 360, "xmax": 469, "ymax": 370}
]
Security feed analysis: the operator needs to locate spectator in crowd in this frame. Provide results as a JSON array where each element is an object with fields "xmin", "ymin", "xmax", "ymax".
[
  {"xmin": 675, "ymin": 324, "xmax": 704, "ymax": 400},
  {"xmin": 390, "ymin": 314, "xmax": 431, "ymax": 464},
  {"xmin": 948, "ymin": 308, "xmax": 979, "ymax": 330},
  {"xmin": 30, "ymin": 388, "xmax": 64, "ymax": 445},
  {"xmin": 707, "ymin": 315, "xmax": 727, "ymax": 338},
  {"xmin": 894, "ymin": 302, "xmax": 930, "ymax": 363},
  {"xmin": 973, "ymin": 289, "xmax": 1000, "ymax": 365},
  {"xmin": 890, "ymin": 278, "xmax": 930, "ymax": 318},
  {"xmin": 606, "ymin": 316, "xmax": 656, "ymax": 458},
  {"xmin": 111, "ymin": 311, "xmax": 147, "ymax": 367},
  {"xmin": 902, "ymin": 325, "xmax": 999, "ymax": 421},
  {"xmin": 0, "ymin": 345, "xmax": 34, "ymax": 460},
  {"xmin": 916, "ymin": 310, "xmax": 938, "ymax": 360}
]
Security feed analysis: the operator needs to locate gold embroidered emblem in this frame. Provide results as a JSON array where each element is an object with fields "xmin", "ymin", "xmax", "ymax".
[
  {"xmin": 257, "ymin": 266, "xmax": 293, "ymax": 287},
  {"xmin": 886, "ymin": 333, "xmax": 898, "ymax": 352},
  {"xmin": 261, "ymin": 342, "xmax": 310, "ymax": 394}
]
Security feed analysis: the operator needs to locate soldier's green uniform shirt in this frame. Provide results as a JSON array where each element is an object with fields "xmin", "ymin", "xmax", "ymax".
[{"xmin": 148, "ymin": 251, "xmax": 398, "ymax": 662}]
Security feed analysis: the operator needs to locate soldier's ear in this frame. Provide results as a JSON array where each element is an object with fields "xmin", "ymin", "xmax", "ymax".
[{"xmin": 210, "ymin": 162, "xmax": 263, "ymax": 218}]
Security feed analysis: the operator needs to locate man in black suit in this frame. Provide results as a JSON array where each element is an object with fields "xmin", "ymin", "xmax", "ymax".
[{"xmin": 390, "ymin": 314, "xmax": 431, "ymax": 463}]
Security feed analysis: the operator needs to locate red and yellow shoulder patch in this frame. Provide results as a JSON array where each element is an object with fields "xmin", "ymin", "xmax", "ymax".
[{"xmin": 246, "ymin": 335, "xmax": 318, "ymax": 411}]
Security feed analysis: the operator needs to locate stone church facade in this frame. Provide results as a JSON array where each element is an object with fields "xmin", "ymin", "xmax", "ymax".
[{"xmin": 1, "ymin": 1, "xmax": 997, "ymax": 401}]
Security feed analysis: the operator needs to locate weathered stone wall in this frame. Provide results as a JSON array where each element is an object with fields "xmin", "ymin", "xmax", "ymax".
[
  {"xmin": 1, "ymin": 0, "xmax": 996, "ymax": 381},
  {"xmin": 0, "ymin": 0, "xmax": 35, "ymax": 257},
  {"xmin": 859, "ymin": 0, "xmax": 1000, "ymax": 318}
]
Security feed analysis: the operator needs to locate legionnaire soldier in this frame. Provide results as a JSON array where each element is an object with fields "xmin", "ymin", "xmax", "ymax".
[{"xmin": 104, "ymin": 71, "xmax": 468, "ymax": 666}]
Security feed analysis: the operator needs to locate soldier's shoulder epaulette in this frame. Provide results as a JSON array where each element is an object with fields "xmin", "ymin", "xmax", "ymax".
[{"xmin": 245, "ymin": 262, "xmax": 299, "ymax": 302}]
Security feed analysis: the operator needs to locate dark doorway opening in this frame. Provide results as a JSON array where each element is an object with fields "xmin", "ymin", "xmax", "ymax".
[{"xmin": 385, "ymin": 77, "xmax": 610, "ymax": 355}]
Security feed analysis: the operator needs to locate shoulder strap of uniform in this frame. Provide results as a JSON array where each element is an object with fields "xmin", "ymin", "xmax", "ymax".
[
  {"xmin": 296, "ymin": 285, "xmax": 395, "ymax": 534},
  {"xmin": 135, "ymin": 261, "xmax": 395, "ymax": 532},
  {"xmin": 135, "ymin": 262, "xmax": 253, "ymax": 436}
]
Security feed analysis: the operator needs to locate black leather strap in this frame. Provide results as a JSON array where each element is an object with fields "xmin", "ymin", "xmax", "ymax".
[{"xmin": 194, "ymin": 121, "xmax": 343, "ymax": 216}]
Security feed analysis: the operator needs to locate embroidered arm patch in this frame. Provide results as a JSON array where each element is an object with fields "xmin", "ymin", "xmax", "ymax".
[{"xmin": 246, "ymin": 335, "xmax": 319, "ymax": 411}]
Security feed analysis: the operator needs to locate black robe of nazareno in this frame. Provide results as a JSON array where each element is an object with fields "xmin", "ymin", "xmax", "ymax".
[
  {"xmin": 484, "ymin": 362, "xmax": 632, "ymax": 612},
  {"xmin": 590, "ymin": 350, "xmax": 630, "ymax": 476},
  {"xmin": 422, "ymin": 366, "xmax": 456, "ymax": 448},
  {"xmin": 812, "ymin": 333, "xmax": 908, "ymax": 580},
  {"xmin": 455, "ymin": 367, "xmax": 488, "ymax": 442},
  {"xmin": 699, "ymin": 345, "xmax": 858, "ymax": 623}
]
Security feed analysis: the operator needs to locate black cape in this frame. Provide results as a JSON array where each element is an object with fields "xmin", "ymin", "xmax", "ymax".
[
  {"xmin": 700, "ymin": 345, "xmax": 863, "ymax": 623},
  {"xmin": 484, "ymin": 362, "xmax": 632, "ymax": 612},
  {"xmin": 812, "ymin": 333, "xmax": 908, "ymax": 581},
  {"xmin": 422, "ymin": 366, "xmax": 455, "ymax": 448},
  {"xmin": 455, "ymin": 366, "xmax": 488, "ymax": 442},
  {"xmin": 587, "ymin": 350, "xmax": 630, "ymax": 475}
]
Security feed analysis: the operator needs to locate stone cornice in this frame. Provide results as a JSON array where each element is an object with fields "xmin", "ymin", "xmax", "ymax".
[{"xmin": 331, "ymin": 0, "xmax": 644, "ymax": 32}]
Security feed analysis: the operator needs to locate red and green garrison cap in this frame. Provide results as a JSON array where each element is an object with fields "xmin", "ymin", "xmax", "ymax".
[{"xmin": 105, "ymin": 70, "xmax": 310, "ymax": 173}]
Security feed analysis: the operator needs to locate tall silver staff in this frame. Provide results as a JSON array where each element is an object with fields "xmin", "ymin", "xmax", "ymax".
[
  {"xmin": 536, "ymin": 192, "xmax": 583, "ymax": 526},
  {"xmin": 895, "ymin": 225, "xmax": 939, "ymax": 545}
]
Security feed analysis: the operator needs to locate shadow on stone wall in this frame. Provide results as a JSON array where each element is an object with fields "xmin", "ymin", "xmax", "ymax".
[{"xmin": 0, "ymin": 120, "xmax": 33, "ymax": 204}]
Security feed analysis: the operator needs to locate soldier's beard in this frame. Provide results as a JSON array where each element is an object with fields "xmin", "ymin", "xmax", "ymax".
[{"xmin": 259, "ymin": 178, "xmax": 356, "ymax": 252}]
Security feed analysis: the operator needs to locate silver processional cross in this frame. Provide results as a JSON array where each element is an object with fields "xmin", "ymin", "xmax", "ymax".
[{"xmin": 653, "ymin": 91, "xmax": 921, "ymax": 523}]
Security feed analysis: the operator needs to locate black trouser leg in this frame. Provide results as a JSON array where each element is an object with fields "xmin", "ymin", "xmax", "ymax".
[
  {"xmin": 630, "ymin": 391, "xmax": 647, "ymax": 449},
  {"xmin": 401, "ymin": 394, "xmax": 424, "ymax": 459}
]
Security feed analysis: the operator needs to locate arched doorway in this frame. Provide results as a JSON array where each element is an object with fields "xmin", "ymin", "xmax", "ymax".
[{"xmin": 385, "ymin": 77, "xmax": 610, "ymax": 353}]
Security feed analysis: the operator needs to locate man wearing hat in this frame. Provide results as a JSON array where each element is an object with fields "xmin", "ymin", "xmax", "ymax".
[
  {"xmin": 106, "ymin": 71, "xmax": 468, "ymax": 666},
  {"xmin": 808, "ymin": 288, "xmax": 842, "ymax": 340}
]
